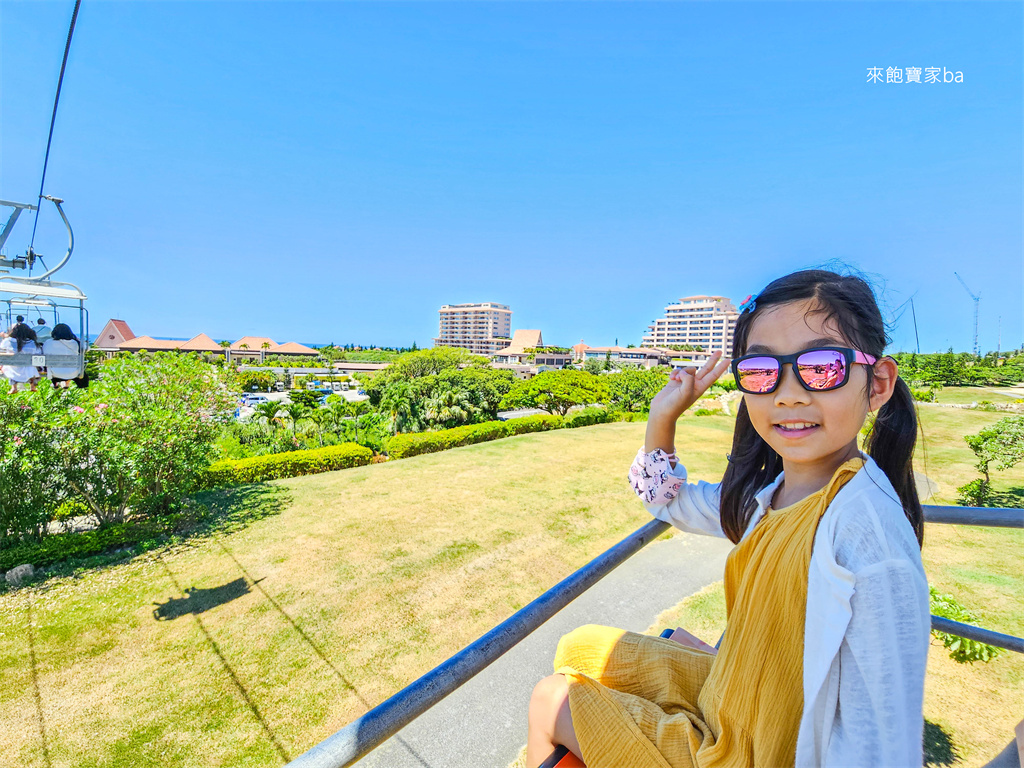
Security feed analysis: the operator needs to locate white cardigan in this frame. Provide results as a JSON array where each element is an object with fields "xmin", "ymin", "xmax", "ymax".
[{"xmin": 638, "ymin": 452, "xmax": 930, "ymax": 767}]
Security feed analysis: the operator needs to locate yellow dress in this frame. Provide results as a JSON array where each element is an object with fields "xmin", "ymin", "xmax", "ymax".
[{"xmin": 554, "ymin": 459, "xmax": 864, "ymax": 768}]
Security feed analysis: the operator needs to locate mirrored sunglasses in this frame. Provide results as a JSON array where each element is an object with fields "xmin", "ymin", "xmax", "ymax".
[{"xmin": 731, "ymin": 347, "xmax": 877, "ymax": 394}]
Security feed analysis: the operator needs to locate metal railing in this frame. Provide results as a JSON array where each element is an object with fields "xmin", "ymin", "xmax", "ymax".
[{"xmin": 286, "ymin": 505, "xmax": 1024, "ymax": 768}]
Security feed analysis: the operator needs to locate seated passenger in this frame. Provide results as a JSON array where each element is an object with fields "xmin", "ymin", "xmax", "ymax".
[
  {"xmin": 43, "ymin": 323, "xmax": 86, "ymax": 388},
  {"xmin": 1, "ymin": 323, "xmax": 42, "ymax": 392}
]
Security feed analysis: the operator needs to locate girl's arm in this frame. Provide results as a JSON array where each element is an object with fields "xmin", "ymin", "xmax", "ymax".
[
  {"xmin": 645, "ymin": 351, "xmax": 730, "ymax": 459},
  {"xmin": 630, "ymin": 352, "xmax": 733, "ymax": 537},
  {"xmin": 823, "ymin": 557, "xmax": 930, "ymax": 767}
]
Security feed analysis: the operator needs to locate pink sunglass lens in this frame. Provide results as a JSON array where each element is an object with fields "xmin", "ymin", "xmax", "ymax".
[
  {"xmin": 736, "ymin": 356, "xmax": 780, "ymax": 393},
  {"xmin": 797, "ymin": 349, "xmax": 847, "ymax": 390}
]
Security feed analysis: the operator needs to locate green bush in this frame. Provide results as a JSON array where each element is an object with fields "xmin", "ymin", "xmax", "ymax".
[
  {"xmin": 956, "ymin": 478, "xmax": 990, "ymax": 507},
  {"xmin": 613, "ymin": 411, "xmax": 649, "ymax": 423},
  {"xmin": 911, "ymin": 388, "xmax": 936, "ymax": 403},
  {"xmin": 506, "ymin": 414, "xmax": 563, "ymax": 435},
  {"xmin": 386, "ymin": 415, "xmax": 563, "ymax": 459},
  {"xmin": 387, "ymin": 421, "xmax": 511, "ymax": 459},
  {"xmin": 204, "ymin": 443, "xmax": 373, "ymax": 487},
  {"xmin": 0, "ymin": 521, "xmax": 164, "ymax": 572},
  {"xmin": 563, "ymin": 407, "xmax": 615, "ymax": 428},
  {"xmin": 692, "ymin": 408, "xmax": 719, "ymax": 417},
  {"xmin": 929, "ymin": 586, "xmax": 1001, "ymax": 664}
]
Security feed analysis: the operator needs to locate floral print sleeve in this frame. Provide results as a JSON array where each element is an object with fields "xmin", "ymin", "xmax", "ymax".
[{"xmin": 628, "ymin": 447, "xmax": 687, "ymax": 505}]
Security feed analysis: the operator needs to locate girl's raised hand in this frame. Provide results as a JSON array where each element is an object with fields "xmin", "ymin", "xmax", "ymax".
[{"xmin": 649, "ymin": 350, "xmax": 731, "ymax": 420}]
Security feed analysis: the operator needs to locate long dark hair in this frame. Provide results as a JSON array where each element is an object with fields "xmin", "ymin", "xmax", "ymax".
[
  {"xmin": 719, "ymin": 269, "xmax": 923, "ymax": 547},
  {"xmin": 9, "ymin": 322, "xmax": 38, "ymax": 352},
  {"xmin": 51, "ymin": 323, "xmax": 80, "ymax": 351}
]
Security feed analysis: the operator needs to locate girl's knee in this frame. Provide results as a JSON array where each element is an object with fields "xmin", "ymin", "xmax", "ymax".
[
  {"xmin": 529, "ymin": 674, "xmax": 569, "ymax": 725},
  {"xmin": 554, "ymin": 624, "xmax": 624, "ymax": 670}
]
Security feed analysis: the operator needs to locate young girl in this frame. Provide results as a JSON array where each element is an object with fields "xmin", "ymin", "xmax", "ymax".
[{"xmin": 526, "ymin": 269, "xmax": 931, "ymax": 768}]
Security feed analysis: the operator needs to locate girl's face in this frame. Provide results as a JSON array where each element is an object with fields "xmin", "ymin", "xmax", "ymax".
[{"xmin": 742, "ymin": 299, "xmax": 897, "ymax": 473}]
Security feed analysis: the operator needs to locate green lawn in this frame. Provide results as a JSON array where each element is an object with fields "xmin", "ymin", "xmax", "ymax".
[
  {"xmin": 1, "ymin": 418, "xmax": 735, "ymax": 767},
  {"xmin": 929, "ymin": 385, "xmax": 1023, "ymax": 406},
  {"xmin": 1, "ymin": 406, "xmax": 1018, "ymax": 767}
]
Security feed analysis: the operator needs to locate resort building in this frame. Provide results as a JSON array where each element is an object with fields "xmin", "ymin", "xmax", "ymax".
[
  {"xmin": 93, "ymin": 319, "xmax": 137, "ymax": 354},
  {"xmin": 491, "ymin": 329, "xmax": 543, "ymax": 364},
  {"xmin": 641, "ymin": 296, "xmax": 739, "ymax": 356},
  {"xmin": 434, "ymin": 302, "xmax": 513, "ymax": 357},
  {"xmin": 92, "ymin": 319, "xmax": 319, "ymax": 362},
  {"xmin": 581, "ymin": 346, "xmax": 705, "ymax": 370}
]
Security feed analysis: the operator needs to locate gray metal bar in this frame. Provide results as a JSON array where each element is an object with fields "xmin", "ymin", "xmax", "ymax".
[
  {"xmin": 932, "ymin": 616, "xmax": 1024, "ymax": 654},
  {"xmin": 285, "ymin": 518, "xmax": 671, "ymax": 768},
  {"xmin": 923, "ymin": 505, "xmax": 1023, "ymax": 528},
  {"xmin": 0, "ymin": 354, "xmax": 82, "ymax": 366}
]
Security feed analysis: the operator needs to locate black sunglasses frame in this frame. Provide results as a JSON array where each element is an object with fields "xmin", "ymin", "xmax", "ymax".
[{"xmin": 730, "ymin": 346, "xmax": 864, "ymax": 395}]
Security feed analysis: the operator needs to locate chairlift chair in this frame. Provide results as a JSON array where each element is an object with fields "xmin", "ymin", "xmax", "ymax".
[{"xmin": 0, "ymin": 276, "xmax": 90, "ymax": 380}]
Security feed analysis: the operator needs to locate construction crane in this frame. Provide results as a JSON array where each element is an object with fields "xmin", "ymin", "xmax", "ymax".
[{"xmin": 954, "ymin": 272, "xmax": 980, "ymax": 357}]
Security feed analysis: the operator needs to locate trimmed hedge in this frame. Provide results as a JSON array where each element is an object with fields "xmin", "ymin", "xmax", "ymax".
[
  {"xmin": 0, "ymin": 521, "xmax": 163, "ymax": 572},
  {"xmin": 563, "ymin": 407, "xmax": 617, "ymax": 429},
  {"xmin": 387, "ymin": 414, "xmax": 563, "ymax": 460},
  {"xmin": 204, "ymin": 443, "xmax": 373, "ymax": 487}
]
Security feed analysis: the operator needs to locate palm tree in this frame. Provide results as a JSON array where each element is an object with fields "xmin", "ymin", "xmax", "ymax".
[
  {"xmin": 278, "ymin": 403, "xmax": 308, "ymax": 433},
  {"xmin": 253, "ymin": 401, "xmax": 282, "ymax": 426},
  {"xmin": 380, "ymin": 384, "xmax": 420, "ymax": 434},
  {"xmin": 346, "ymin": 400, "xmax": 371, "ymax": 443},
  {"xmin": 423, "ymin": 389, "xmax": 476, "ymax": 430},
  {"xmin": 305, "ymin": 408, "xmax": 333, "ymax": 447}
]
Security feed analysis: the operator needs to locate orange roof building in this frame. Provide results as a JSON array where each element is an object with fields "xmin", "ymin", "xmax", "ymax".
[{"xmin": 94, "ymin": 319, "xmax": 136, "ymax": 352}]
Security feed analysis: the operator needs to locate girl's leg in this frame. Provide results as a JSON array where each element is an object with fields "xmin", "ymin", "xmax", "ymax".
[{"xmin": 527, "ymin": 674, "xmax": 582, "ymax": 768}]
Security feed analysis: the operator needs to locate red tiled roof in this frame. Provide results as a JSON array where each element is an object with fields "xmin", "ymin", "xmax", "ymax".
[
  {"xmin": 110, "ymin": 319, "xmax": 135, "ymax": 341},
  {"xmin": 179, "ymin": 333, "xmax": 225, "ymax": 352},
  {"xmin": 118, "ymin": 335, "xmax": 189, "ymax": 351},
  {"xmin": 273, "ymin": 341, "xmax": 318, "ymax": 355},
  {"xmin": 231, "ymin": 336, "xmax": 278, "ymax": 351}
]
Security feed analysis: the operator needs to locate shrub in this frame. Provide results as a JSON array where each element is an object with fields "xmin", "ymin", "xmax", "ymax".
[
  {"xmin": 692, "ymin": 408, "xmax": 718, "ymax": 416},
  {"xmin": 0, "ymin": 520, "xmax": 164, "ymax": 571},
  {"xmin": 0, "ymin": 389, "xmax": 67, "ymax": 544},
  {"xmin": 956, "ymin": 478, "xmax": 990, "ymax": 507},
  {"xmin": 204, "ymin": 443, "xmax": 373, "ymax": 487},
  {"xmin": 911, "ymin": 388, "xmax": 936, "ymax": 403},
  {"xmin": 386, "ymin": 415, "xmax": 563, "ymax": 459},
  {"xmin": 387, "ymin": 421, "xmax": 511, "ymax": 459},
  {"xmin": 563, "ymin": 407, "xmax": 615, "ymax": 428},
  {"xmin": 613, "ymin": 411, "xmax": 649, "ymax": 423},
  {"xmin": 929, "ymin": 586, "xmax": 1001, "ymax": 664},
  {"xmin": 506, "ymin": 414, "xmax": 563, "ymax": 435}
]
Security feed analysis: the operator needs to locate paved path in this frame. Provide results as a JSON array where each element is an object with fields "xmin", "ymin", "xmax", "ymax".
[{"xmin": 354, "ymin": 531, "xmax": 733, "ymax": 768}]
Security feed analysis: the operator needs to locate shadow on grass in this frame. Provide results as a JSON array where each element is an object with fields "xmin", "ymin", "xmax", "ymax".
[
  {"xmin": 26, "ymin": 593, "xmax": 52, "ymax": 768},
  {"xmin": 988, "ymin": 487, "xmax": 1024, "ymax": 510},
  {"xmin": 214, "ymin": 537, "xmax": 433, "ymax": 767},
  {"xmin": 157, "ymin": 554, "xmax": 291, "ymax": 764},
  {"xmin": 1, "ymin": 484, "xmax": 293, "ymax": 586},
  {"xmin": 924, "ymin": 719, "xmax": 960, "ymax": 767},
  {"xmin": 152, "ymin": 577, "xmax": 263, "ymax": 621}
]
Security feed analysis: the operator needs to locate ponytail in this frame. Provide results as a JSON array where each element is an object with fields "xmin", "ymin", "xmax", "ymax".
[
  {"xmin": 864, "ymin": 375, "xmax": 924, "ymax": 546},
  {"xmin": 719, "ymin": 399, "xmax": 782, "ymax": 544}
]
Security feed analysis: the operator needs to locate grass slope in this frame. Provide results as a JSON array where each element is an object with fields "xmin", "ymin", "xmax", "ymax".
[
  {"xmin": 1, "ymin": 418, "xmax": 733, "ymax": 767},
  {"xmin": 2, "ymin": 405, "xmax": 1019, "ymax": 767}
]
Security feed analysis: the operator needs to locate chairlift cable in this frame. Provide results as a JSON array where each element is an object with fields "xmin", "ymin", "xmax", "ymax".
[{"xmin": 27, "ymin": 0, "xmax": 82, "ymax": 273}]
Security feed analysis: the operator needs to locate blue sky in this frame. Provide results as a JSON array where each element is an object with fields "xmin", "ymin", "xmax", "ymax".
[{"xmin": 2, "ymin": 1, "xmax": 1021, "ymax": 352}]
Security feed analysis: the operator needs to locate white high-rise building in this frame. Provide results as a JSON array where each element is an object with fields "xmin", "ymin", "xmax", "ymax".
[
  {"xmin": 434, "ymin": 302, "xmax": 513, "ymax": 356},
  {"xmin": 641, "ymin": 296, "xmax": 739, "ymax": 356}
]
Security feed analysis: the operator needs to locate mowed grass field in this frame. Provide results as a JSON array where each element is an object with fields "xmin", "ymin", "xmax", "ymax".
[
  {"xmin": 1, "ymin": 417, "xmax": 738, "ymax": 767},
  {"xmin": 1, "ymin": 403, "xmax": 1020, "ymax": 767}
]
